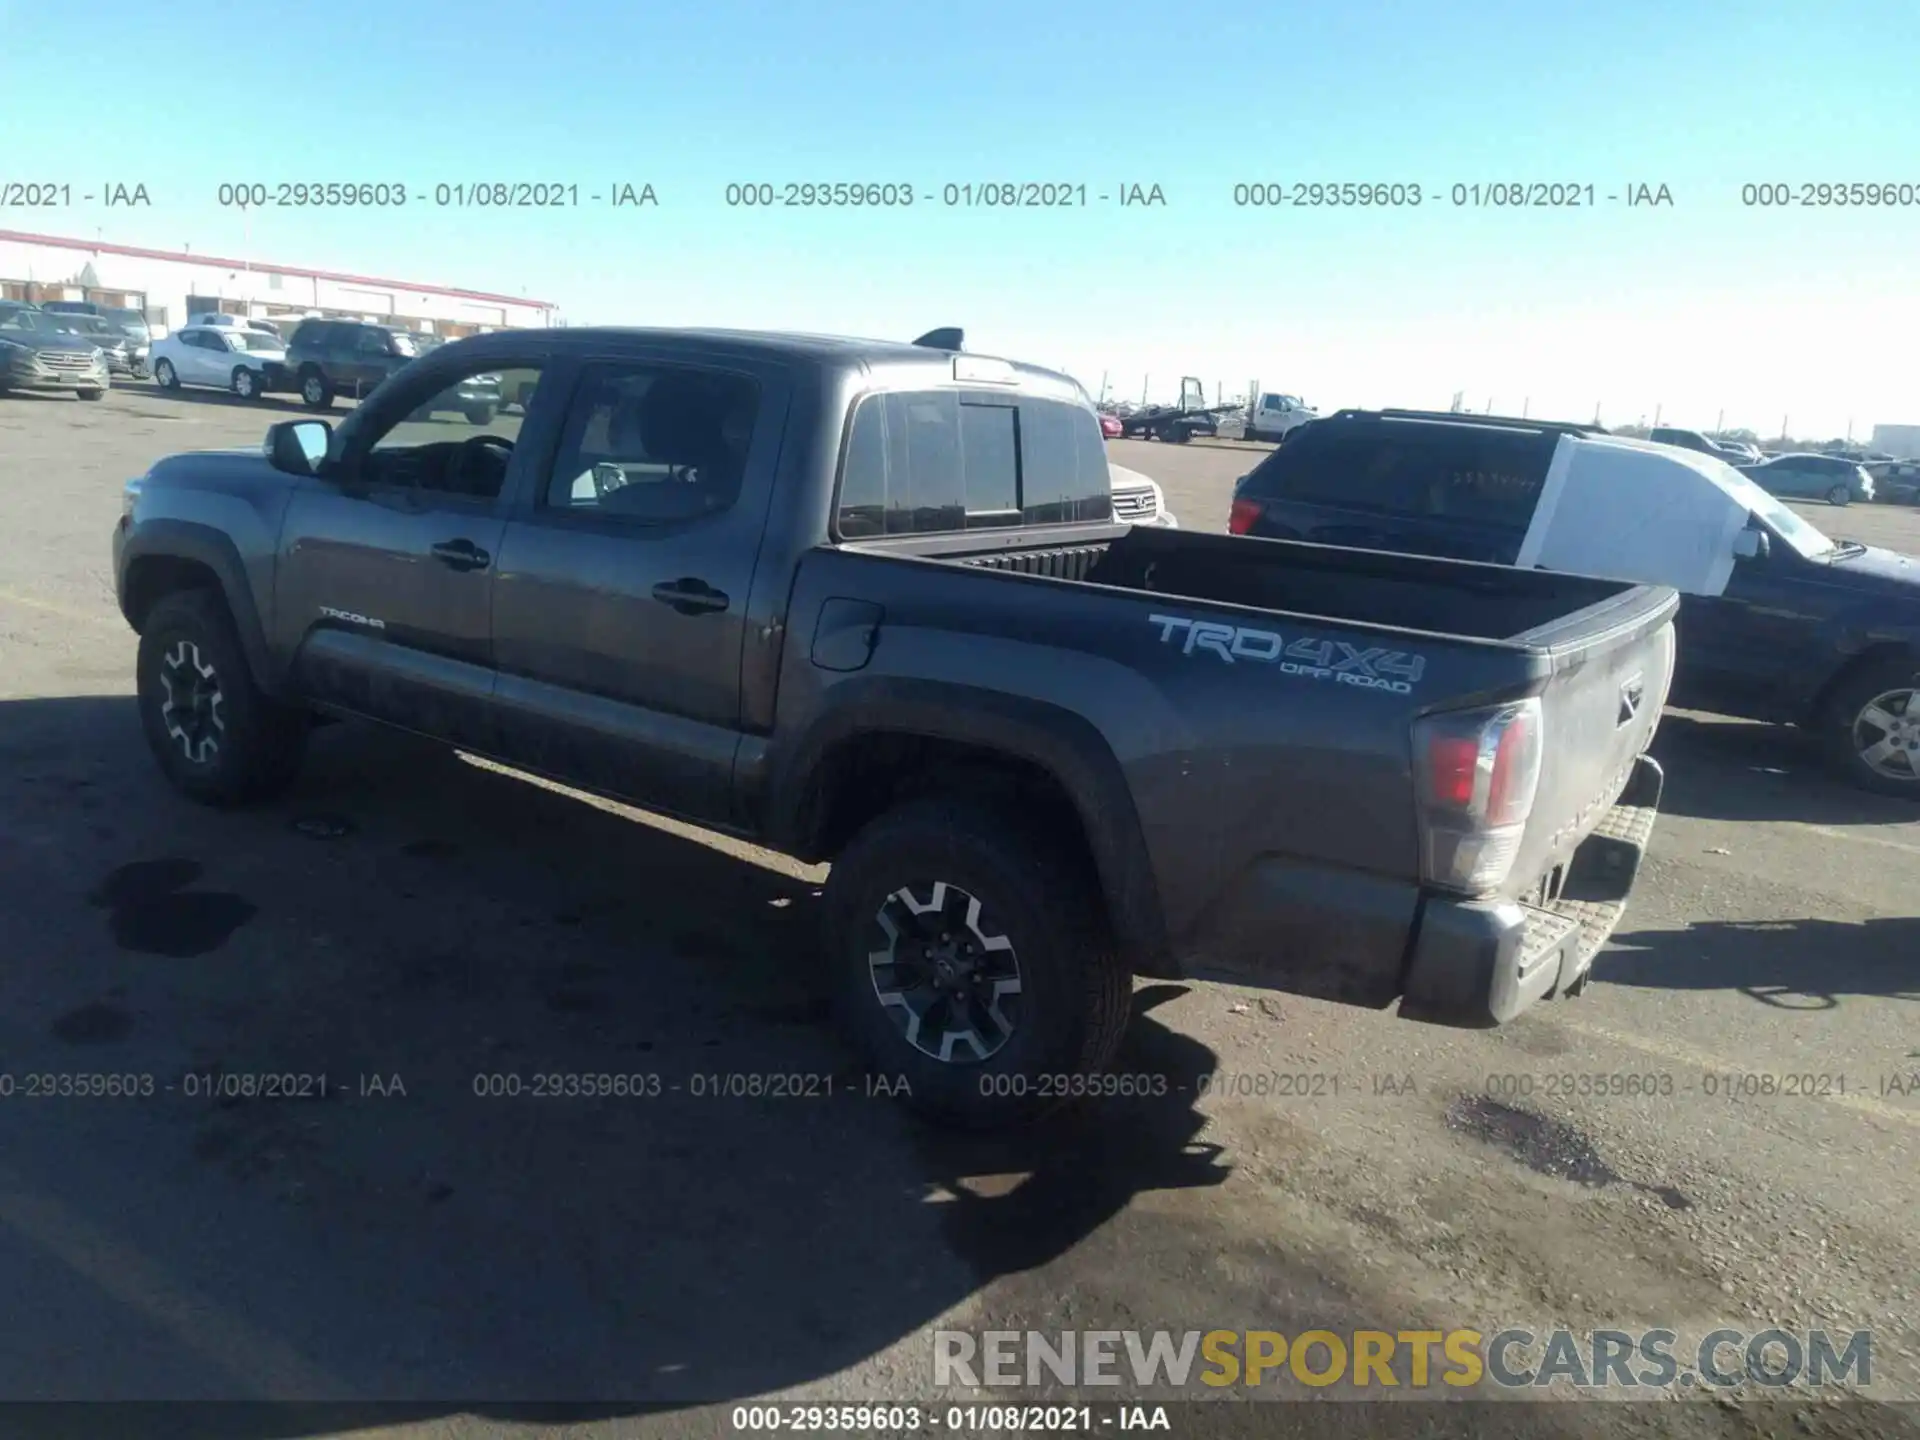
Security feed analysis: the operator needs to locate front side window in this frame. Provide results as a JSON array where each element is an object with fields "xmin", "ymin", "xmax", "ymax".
[
  {"xmin": 363, "ymin": 360, "xmax": 544, "ymax": 500},
  {"xmin": 541, "ymin": 363, "xmax": 758, "ymax": 523}
]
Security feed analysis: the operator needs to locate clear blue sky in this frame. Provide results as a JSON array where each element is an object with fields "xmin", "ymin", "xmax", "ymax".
[{"xmin": 5, "ymin": 0, "xmax": 1917, "ymax": 435}]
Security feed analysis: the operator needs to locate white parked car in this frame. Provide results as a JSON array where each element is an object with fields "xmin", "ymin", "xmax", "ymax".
[
  {"xmin": 1108, "ymin": 464, "xmax": 1179, "ymax": 527},
  {"xmin": 149, "ymin": 324, "xmax": 290, "ymax": 399}
]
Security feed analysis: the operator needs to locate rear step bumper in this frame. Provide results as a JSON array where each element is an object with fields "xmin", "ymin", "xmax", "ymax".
[{"xmin": 1397, "ymin": 754, "xmax": 1664, "ymax": 1028}]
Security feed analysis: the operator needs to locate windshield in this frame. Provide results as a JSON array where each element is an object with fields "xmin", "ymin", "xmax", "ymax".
[
  {"xmin": 389, "ymin": 333, "xmax": 419, "ymax": 357},
  {"xmin": 1708, "ymin": 460, "xmax": 1836, "ymax": 559}
]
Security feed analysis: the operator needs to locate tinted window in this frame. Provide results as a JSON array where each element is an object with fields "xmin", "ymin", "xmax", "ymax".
[
  {"xmin": 835, "ymin": 391, "xmax": 1109, "ymax": 537},
  {"xmin": 541, "ymin": 363, "xmax": 757, "ymax": 523},
  {"xmin": 1242, "ymin": 422, "xmax": 1548, "ymax": 529},
  {"xmin": 957, "ymin": 402, "xmax": 1020, "ymax": 523},
  {"xmin": 1018, "ymin": 395, "xmax": 1113, "ymax": 526}
]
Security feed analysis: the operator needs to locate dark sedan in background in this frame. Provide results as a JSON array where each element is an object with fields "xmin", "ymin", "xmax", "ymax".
[
  {"xmin": 1738, "ymin": 451, "xmax": 1877, "ymax": 506},
  {"xmin": 0, "ymin": 311, "xmax": 110, "ymax": 399}
]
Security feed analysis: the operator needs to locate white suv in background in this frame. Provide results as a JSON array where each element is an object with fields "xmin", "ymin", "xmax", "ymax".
[{"xmin": 1108, "ymin": 465, "xmax": 1179, "ymax": 527}]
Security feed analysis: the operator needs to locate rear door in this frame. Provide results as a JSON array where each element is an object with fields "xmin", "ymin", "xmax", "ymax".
[
  {"xmin": 179, "ymin": 330, "xmax": 219, "ymax": 384},
  {"xmin": 486, "ymin": 350, "xmax": 792, "ymax": 823}
]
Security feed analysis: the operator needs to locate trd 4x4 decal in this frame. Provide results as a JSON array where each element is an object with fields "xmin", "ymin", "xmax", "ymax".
[{"xmin": 1148, "ymin": 614, "xmax": 1426, "ymax": 694}]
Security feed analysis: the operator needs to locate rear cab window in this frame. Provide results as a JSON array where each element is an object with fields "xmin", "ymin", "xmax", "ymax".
[{"xmin": 835, "ymin": 388, "xmax": 1110, "ymax": 538}]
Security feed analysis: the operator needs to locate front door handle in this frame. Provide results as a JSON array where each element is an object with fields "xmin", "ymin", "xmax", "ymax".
[
  {"xmin": 651, "ymin": 577, "xmax": 730, "ymax": 615},
  {"xmin": 430, "ymin": 538, "xmax": 491, "ymax": 572}
]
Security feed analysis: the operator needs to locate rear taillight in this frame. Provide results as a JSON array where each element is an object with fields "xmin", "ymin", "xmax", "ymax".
[
  {"xmin": 1411, "ymin": 698, "xmax": 1544, "ymax": 894},
  {"xmin": 1228, "ymin": 497, "xmax": 1264, "ymax": 534}
]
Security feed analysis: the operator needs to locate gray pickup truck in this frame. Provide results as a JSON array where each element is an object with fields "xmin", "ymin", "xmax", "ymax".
[{"xmin": 113, "ymin": 326, "xmax": 1679, "ymax": 1126}]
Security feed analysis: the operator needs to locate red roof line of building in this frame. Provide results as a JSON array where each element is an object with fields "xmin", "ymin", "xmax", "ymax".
[{"xmin": 0, "ymin": 229, "xmax": 554, "ymax": 310}]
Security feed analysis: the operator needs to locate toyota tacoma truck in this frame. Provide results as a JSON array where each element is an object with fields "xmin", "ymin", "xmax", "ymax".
[{"xmin": 113, "ymin": 326, "xmax": 1679, "ymax": 1127}]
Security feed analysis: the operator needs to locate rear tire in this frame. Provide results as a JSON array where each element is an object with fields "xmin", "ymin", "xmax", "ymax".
[
  {"xmin": 1818, "ymin": 656, "xmax": 1920, "ymax": 799},
  {"xmin": 821, "ymin": 795, "xmax": 1131, "ymax": 1129},
  {"xmin": 136, "ymin": 590, "xmax": 308, "ymax": 807},
  {"xmin": 465, "ymin": 405, "xmax": 495, "ymax": 426},
  {"xmin": 1827, "ymin": 483, "xmax": 1852, "ymax": 506}
]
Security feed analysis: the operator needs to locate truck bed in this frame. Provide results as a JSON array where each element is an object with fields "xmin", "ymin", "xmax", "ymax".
[
  {"xmin": 812, "ymin": 522, "xmax": 1677, "ymax": 1018},
  {"xmin": 896, "ymin": 523, "xmax": 1655, "ymax": 647}
]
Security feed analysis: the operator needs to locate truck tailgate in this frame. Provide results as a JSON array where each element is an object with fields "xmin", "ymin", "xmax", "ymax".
[{"xmin": 1508, "ymin": 588, "xmax": 1678, "ymax": 893}]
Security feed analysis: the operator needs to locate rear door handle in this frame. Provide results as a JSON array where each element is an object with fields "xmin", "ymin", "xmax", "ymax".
[
  {"xmin": 651, "ymin": 577, "xmax": 730, "ymax": 615},
  {"xmin": 430, "ymin": 539, "xmax": 491, "ymax": 572}
]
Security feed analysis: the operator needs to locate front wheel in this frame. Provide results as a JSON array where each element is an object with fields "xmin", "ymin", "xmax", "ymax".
[
  {"xmin": 1827, "ymin": 483, "xmax": 1852, "ymax": 506},
  {"xmin": 1819, "ymin": 658, "xmax": 1920, "ymax": 798},
  {"xmin": 136, "ymin": 590, "xmax": 308, "ymax": 806},
  {"xmin": 820, "ymin": 796, "xmax": 1131, "ymax": 1128},
  {"xmin": 77, "ymin": 388, "xmax": 106, "ymax": 402},
  {"xmin": 154, "ymin": 358, "xmax": 180, "ymax": 390},
  {"xmin": 231, "ymin": 366, "xmax": 259, "ymax": 400},
  {"xmin": 300, "ymin": 370, "xmax": 335, "ymax": 410}
]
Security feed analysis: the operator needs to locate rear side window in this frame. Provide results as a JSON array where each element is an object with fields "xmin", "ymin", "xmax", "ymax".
[
  {"xmin": 1241, "ymin": 422, "xmax": 1550, "ymax": 530},
  {"xmin": 835, "ymin": 390, "xmax": 1109, "ymax": 538}
]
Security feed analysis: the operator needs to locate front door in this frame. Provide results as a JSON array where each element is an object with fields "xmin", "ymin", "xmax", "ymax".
[
  {"xmin": 1671, "ymin": 531, "xmax": 1853, "ymax": 719},
  {"xmin": 348, "ymin": 327, "xmax": 397, "ymax": 397},
  {"xmin": 488, "ymin": 353, "xmax": 791, "ymax": 824},
  {"xmin": 272, "ymin": 351, "xmax": 554, "ymax": 748}
]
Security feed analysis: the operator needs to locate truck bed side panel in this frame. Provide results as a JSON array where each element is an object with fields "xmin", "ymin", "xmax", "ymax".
[{"xmin": 761, "ymin": 545, "xmax": 1553, "ymax": 1003}]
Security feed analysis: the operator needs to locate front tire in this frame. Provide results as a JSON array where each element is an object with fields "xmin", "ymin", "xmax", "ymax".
[
  {"xmin": 77, "ymin": 388, "xmax": 106, "ymax": 402},
  {"xmin": 136, "ymin": 590, "xmax": 308, "ymax": 806},
  {"xmin": 1818, "ymin": 657, "xmax": 1920, "ymax": 798},
  {"xmin": 821, "ymin": 796, "xmax": 1131, "ymax": 1128},
  {"xmin": 231, "ymin": 366, "xmax": 259, "ymax": 399},
  {"xmin": 300, "ymin": 369, "xmax": 335, "ymax": 410},
  {"xmin": 154, "ymin": 358, "xmax": 180, "ymax": 390},
  {"xmin": 1827, "ymin": 483, "xmax": 1852, "ymax": 506}
]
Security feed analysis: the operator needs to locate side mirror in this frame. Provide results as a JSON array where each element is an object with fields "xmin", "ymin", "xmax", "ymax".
[
  {"xmin": 264, "ymin": 419, "xmax": 331, "ymax": 476},
  {"xmin": 1732, "ymin": 528, "xmax": 1770, "ymax": 561}
]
